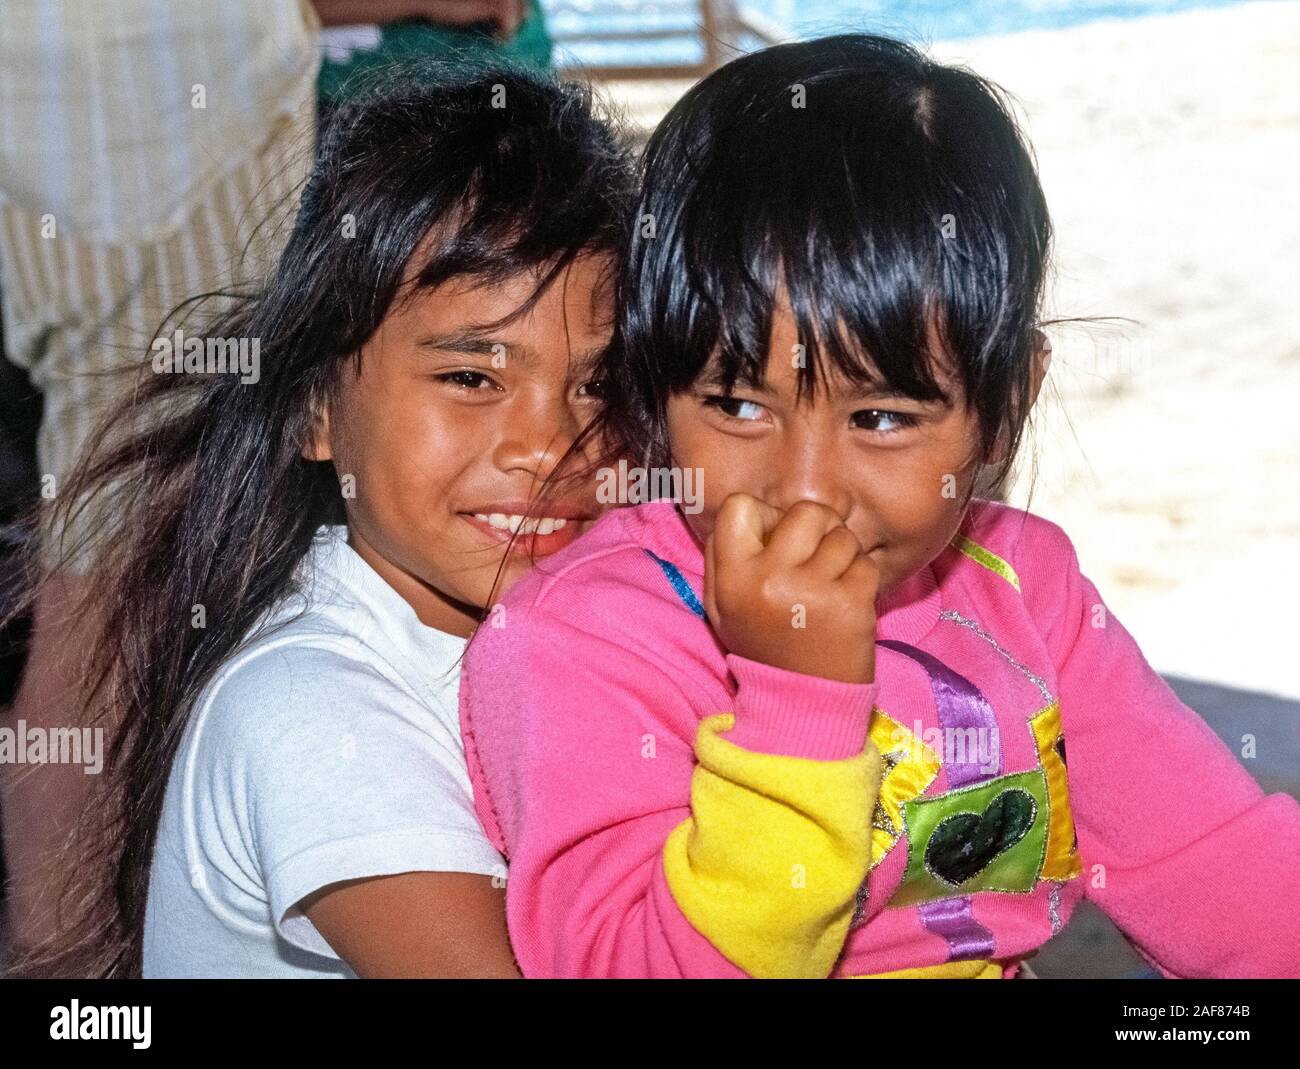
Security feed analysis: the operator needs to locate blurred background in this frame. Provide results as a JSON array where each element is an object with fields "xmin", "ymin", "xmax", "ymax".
[{"xmin": 1, "ymin": 0, "xmax": 1296, "ymax": 977}]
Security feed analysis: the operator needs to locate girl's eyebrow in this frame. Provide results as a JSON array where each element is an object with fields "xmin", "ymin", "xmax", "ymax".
[
  {"xmin": 697, "ymin": 365, "xmax": 951, "ymax": 407},
  {"xmin": 415, "ymin": 330, "xmax": 536, "ymax": 366},
  {"xmin": 846, "ymin": 383, "xmax": 951, "ymax": 407},
  {"xmin": 415, "ymin": 333, "xmax": 609, "ymax": 371},
  {"xmin": 570, "ymin": 344, "xmax": 608, "ymax": 372},
  {"xmin": 696, "ymin": 365, "xmax": 768, "ymax": 391}
]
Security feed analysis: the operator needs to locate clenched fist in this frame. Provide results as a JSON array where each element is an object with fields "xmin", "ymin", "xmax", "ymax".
[{"xmin": 702, "ymin": 494, "xmax": 880, "ymax": 684}]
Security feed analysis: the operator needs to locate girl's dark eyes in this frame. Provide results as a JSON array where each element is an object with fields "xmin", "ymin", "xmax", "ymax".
[
  {"xmin": 435, "ymin": 371, "xmax": 609, "ymax": 403},
  {"xmin": 851, "ymin": 409, "xmax": 919, "ymax": 434},
  {"xmin": 436, "ymin": 369, "xmax": 498, "ymax": 391},
  {"xmin": 703, "ymin": 395, "xmax": 919, "ymax": 435},
  {"xmin": 702, "ymin": 396, "xmax": 767, "ymax": 422}
]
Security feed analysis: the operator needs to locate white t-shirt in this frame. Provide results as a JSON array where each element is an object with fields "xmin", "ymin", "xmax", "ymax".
[{"xmin": 143, "ymin": 525, "xmax": 507, "ymax": 977}]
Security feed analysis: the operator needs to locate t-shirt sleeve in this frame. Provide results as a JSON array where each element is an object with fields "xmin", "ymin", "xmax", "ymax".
[
  {"xmin": 1017, "ymin": 513, "xmax": 1300, "ymax": 978},
  {"xmin": 193, "ymin": 642, "xmax": 506, "ymax": 960}
]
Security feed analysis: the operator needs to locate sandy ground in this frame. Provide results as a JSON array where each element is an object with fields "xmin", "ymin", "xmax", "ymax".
[{"xmin": 595, "ymin": 1, "xmax": 1300, "ymax": 701}]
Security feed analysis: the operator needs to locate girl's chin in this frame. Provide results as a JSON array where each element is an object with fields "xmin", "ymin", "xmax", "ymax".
[{"xmin": 464, "ymin": 555, "xmax": 542, "ymax": 613}]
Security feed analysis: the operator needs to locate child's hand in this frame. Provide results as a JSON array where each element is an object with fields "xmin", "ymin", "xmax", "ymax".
[{"xmin": 703, "ymin": 494, "xmax": 879, "ymax": 684}]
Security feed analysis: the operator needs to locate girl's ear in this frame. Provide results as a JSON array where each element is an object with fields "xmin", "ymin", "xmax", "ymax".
[
  {"xmin": 984, "ymin": 331, "xmax": 1052, "ymax": 467},
  {"xmin": 1028, "ymin": 328, "xmax": 1052, "ymax": 409},
  {"xmin": 302, "ymin": 392, "xmax": 333, "ymax": 462}
]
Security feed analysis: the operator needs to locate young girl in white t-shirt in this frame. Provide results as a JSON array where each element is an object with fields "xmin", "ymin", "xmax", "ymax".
[{"xmin": 15, "ymin": 64, "xmax": 632, "ymax": 978}]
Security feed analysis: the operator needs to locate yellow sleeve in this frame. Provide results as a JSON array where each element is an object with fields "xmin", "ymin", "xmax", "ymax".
[{"xmin": 661, "ymin": 712, "xmax": 882, "ymax": 978}]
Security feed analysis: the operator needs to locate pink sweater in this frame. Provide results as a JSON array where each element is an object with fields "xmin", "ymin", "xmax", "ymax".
[{"xmin": 459, "ymin": 498, "xmax": 1300, "ymax": 977}]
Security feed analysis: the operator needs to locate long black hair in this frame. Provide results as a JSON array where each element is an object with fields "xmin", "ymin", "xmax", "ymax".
[
  {"xmin": 12, "ymin": 60, "xmax": 634, "ymax": 977},
  {"xmin": 601, "ymin": 33, "xmax": 1054, "ymax": 502}
]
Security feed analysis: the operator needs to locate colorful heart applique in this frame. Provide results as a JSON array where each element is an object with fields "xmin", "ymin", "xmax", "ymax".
[
  {"xmin": 889, "ymin": 769, "xmax": 1050, "ymax": 907},
  {"xmin": 923, "ymin": 787, "xmax": 1037, "ymax": 885}
]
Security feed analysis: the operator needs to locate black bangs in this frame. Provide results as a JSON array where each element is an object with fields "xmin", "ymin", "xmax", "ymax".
[
  {"xmin": 297, "ymin": 59, "xmax": 634, "ymax": 356},
  {"xmin": 607, "ymin": 33, "xmax": 1051, "ymax": 472}
]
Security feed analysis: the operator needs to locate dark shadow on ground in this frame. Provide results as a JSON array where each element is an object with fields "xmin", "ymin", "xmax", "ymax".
[{"xmin": 1032, "ymin": 676, "xmax": 1300, "ymax": 977}]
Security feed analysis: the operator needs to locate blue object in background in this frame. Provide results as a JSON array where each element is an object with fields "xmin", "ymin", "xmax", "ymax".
[
  {"xmin": 544, "ymin": 0, "xmax": 1254, "ymax": 67},
  {"xmin": 753, "ymin": 0, "xmax": 1252, "ymax": 42}
]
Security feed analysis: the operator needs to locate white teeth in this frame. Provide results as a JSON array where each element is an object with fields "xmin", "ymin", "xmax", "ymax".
[{"xmin": 472, "ymin": 513, "xmax": 571, "ymax": 536}]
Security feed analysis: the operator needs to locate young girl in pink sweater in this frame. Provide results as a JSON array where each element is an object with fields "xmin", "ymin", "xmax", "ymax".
[{"xmin": 459, "ymin": 34, "xmax": 1300, "ymax": 978}]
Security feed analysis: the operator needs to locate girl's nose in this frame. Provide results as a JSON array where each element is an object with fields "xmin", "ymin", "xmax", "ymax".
[
  {"xmin": 767, "ymin": 478, "xmax": 854, "ymax": 524},
  {"xmin": 764, "ymin": 433, "xmax": 854, "ymax": 522},
  {"xmin": 494, "ymin": 392, "xmax": 584, "ymax": 481}
]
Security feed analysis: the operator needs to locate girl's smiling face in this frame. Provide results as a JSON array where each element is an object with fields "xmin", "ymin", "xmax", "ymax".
[
  {"xmin": 308, "ymin": 253, "xmax": 612, "ymax": 635},
  {"xmin": 666, "ymin": 302, "xmax": 1001, "ymax": 601}
]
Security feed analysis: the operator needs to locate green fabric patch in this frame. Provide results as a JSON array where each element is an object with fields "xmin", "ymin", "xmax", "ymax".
[
  {"xmin": 319, "ymin": 1, "xmax": 553, "ymax": 104},
  {"xmin": 891, "ymin": 770, "xmax": 1049, "ymax": 907}
]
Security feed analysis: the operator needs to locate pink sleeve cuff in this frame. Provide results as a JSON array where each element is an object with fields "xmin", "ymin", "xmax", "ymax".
[{"xmin": 721, "ymin": 653, "xmax": 878, "ymax": 760}]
